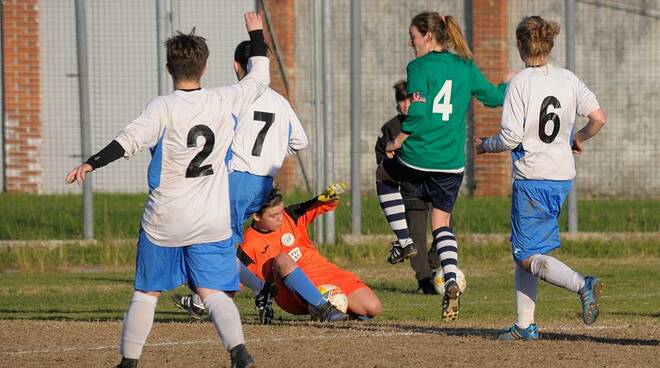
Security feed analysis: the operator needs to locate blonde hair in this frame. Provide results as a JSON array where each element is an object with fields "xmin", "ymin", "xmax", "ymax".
[
  {"xmin": 411, "ymin": 12, "xmax": 472, "ymax": 60},
  {"xmin": 516, "ymin": 16, "xmax": 560, "ymax": 60}
]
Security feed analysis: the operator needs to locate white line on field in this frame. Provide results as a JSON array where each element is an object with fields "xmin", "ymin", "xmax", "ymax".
[{"xmin": 0, "ymin": 331, "xmax": 425, "ymax": 356}]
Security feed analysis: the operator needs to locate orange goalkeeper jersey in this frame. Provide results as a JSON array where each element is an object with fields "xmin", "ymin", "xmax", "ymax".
[{"xmin": 238, "ymin": 197, "xmax": 341, "ymax": 283}]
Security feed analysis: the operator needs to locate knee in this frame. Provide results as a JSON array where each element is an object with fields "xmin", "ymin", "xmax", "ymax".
[
  {"xmin": 364, "ymin": 297, "xmax": 382, "ymax": 317},
  {"xmin": 517, "ymin": 256, "xmax": 534, "ymax": 272},
  {"xmin": 273, "ymin": 253, "xmax": 296, "ymax": 276}
]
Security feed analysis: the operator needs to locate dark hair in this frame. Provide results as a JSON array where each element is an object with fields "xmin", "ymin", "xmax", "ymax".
[
  {"xmin": 411, "ymin": 12, "xmax": 472, "ymax": 60},
  {"xmin": 165, "ymin": 28, "xmax": 209, "ymax": 81},
  {"xmin": 234, "ymin": 40, "xmax": 272, "ymax": 73},
  {"xmin": 516, "ymin": 16, "xmax": 560, "ymax": 59},
  {"xmin": 393, "ymin": 80, "xmax": 408, "ymax": 102},
  {"xmin": 256, "ymin": 187, "xmax": 283, "ymax": 215}
]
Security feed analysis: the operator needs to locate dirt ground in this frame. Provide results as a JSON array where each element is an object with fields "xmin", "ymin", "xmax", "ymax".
[{"xmin": 1, "ymin": 319, "xmax": 657, "ymax": 368}]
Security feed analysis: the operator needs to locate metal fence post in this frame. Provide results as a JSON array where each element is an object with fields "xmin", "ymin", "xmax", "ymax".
[
  {"xmin": 75, "ymin": 0, "xmax": 93, "ymax": 239},
  {"xmin": 313, "ymin": 0, "xmax": 324, "ymax": 244},
  {"xmin": 322, "ymin": 0, "xmax": 335, "ymax": 244},
  {"xmin": 156, "ymin": 0, "xmax": 173, "ymax": 96},
  {"xmin": 565, "ymin": 0, "xmax": 578, "ymax": 233},
  {"xmin": 350, "ymin": 0, "xmax": 361, "ymax": 236}
]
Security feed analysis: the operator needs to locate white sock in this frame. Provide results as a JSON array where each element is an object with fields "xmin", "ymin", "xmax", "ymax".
[
  {"xmin": 515, "ymin": 264, "xmax": 538, "ymax": 329},
  {"xmin": 237, "ymin": 257, "xmax": 264, "ymax": 295},
  {"xmin": 529, "ymin": 254, "xmax": 585, "ymax": 293},
  {"xmin": 120, "ymin": 291, "xmax": 158, "ymax": 359},
  {"xmin": 204, "ymin": 291, "xmax": 245, "ymax": 351}
]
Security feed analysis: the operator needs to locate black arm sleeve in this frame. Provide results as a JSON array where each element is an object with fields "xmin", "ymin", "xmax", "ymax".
[
  {"xmin": 284, "ymin": 196, "xmax": 321, "ymax": 224},
  {"xmin": 237, "ymin": 248, "xmax": 254, "ymax": 267},
  {"xmin": 248, "ymin": 30, "xmax": 267, "ymax": 57},
  {"xmin": 84, "ymin": 140, "xmax": 125, "ymax": 170}
]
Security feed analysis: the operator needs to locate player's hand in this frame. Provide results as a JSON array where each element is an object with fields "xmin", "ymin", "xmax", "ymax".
[
  {"xmin": 318, "ymin": 182, "xmax": 347, "ymax": 202},
  {"xmin": 473, "ymin": 137, "xmax": 487, "ymax": 154},
  {"xmin": 385, "ymin": 140, "xmax": 400, "ymax": 158},
  {"xmin": 572, "ymin": 136, "xmax": 584, "ymax": 155},
  {"xmin": 244, "ymin": 12, "xmax": 263, "ymax": 32},
  {"xmin": 65, "ymin": 163, "xmax": 93, "ymax": 185}
]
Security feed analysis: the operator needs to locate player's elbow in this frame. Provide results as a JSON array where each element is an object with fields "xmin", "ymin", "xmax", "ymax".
[{"xmin": 590, "ymin": 108, "xmax": 607, "ymax": 127}]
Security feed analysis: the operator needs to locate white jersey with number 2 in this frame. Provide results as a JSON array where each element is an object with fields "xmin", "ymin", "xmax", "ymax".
[
  {"xmin": 229, "ymin": 87, "xmax": 308, "ymax": 177},
  {"xmin": 484, "ymin": 64, "xmax": 600, "ymax": 180},
  {"xmin": 114, "ymin": 57, "xmax": 269, "ymax": 247}
]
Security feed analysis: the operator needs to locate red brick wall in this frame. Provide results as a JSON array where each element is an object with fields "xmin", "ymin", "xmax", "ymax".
[
  {"xmin": 3, "ymin": 0, "xmax": 41, "ymax": 193},
  {"xmin": 472, "ymin": 0, "xmax": 510, "ymax": 196},
  {"xmin": 261, "ymin": 0, "xmax": 298, "ymax": 192}
]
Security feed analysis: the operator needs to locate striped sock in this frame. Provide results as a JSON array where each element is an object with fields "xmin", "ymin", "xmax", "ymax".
[
  {"xmin": 376, "ymin": 180, "xmax": 411, "ymax": 247},
  {"xmin": 433, "ymin": 227, "xmax": 458, "ymax": 285}
]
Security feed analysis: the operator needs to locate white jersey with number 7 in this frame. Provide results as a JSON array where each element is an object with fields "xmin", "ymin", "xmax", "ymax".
[
  {"xmin": 229, "ymin": 87, "xmax": 308, "ymax": 177},
  {"xmin": 488, "ymin": 64, "xmax": 600, "ymax": 180}
]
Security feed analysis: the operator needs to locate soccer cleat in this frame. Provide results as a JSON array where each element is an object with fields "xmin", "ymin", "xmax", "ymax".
[
  {"xmin": 116, "ymin": 357, "xmax": 139, "ymax": 368},
  {"xmin": 417, "ymin": 277, "xmax": 438, "ymax": 295},
  {"xmin": 172, "ymin": 294, "xmax": 207, "ymax": 320},
  {"xmin": 255, "ymin": 281, "xmax": 278, "ymax": 324},
  {"xmin": 441, "ymin": 280, "xmax": 461, "ymax": 321},
  {"xmin": 497, "ymin": 323, "xmax": 540, "ymax": 341},
  {"xmin": 578, "ymin": 276, "xmax": 604, "ymax": 326},
  {"xmin": 387, "ymin": 240, "xmax": 418, "ymax": 264},
  {"xmin": 310, "ymin": 302, "xmax": 350, "ymax": 322},
  {"xmin": 229, "ymin": 344, "xmax": 256, "ymax": 368}
]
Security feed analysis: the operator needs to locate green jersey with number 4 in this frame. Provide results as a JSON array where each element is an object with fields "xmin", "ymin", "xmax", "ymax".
[{"xmin": 400, "ymin": 50, "xmax": 506, "ymax": 172}]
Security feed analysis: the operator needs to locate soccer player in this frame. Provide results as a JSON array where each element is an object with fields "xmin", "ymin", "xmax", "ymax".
[
  {"xmin": 238, "ymin": 186, "xmax": 382, "ymax": 321},
  {"xmin": 65, "ymin": 13, "xmax": 269, "ymax": 368},
  {"xmin": 475, "ymin": 16, "xmax": 606, "ymax": 340},
  {"xmin": 172, "ymin": 39, "xmax": 309, "ymax": 323},
  {"xmin": 375, "ymin": 12, "xmax": 509, "ymax": 320},
  {"xmin": 375, "ymin": 80, "xmax": 439, "ymax": 295}
]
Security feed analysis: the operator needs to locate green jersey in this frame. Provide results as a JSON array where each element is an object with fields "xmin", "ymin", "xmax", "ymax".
[{"xmin": 399, "ymin": 51, "xmax": 506, "ymax": 172}]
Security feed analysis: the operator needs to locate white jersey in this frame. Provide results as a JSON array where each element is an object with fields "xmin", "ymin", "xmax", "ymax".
[
  {"xmin": 229, "ymin": 88, "xmax": 308, "ymax": 177},
  {"xmin": 114, "ymin": 56, "xmax": 270, "ymax": 247},
  {"xmin": 483, "ymin": 64, "xmax": 600, "ymax": 180}
]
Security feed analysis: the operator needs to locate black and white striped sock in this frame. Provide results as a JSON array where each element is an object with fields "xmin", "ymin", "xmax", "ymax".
[
  {"xmin": 376, "ymin": 180, "xmax": 412, "ymax": 247},
  {"xmin": 433, "ymin": 226, "xmax": 458, "ymax": 285}
]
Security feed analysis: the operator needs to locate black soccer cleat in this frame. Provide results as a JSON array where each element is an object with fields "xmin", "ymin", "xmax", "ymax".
[
  {"xmin": 441, "ymin": 280, "xmax": 462, "ymax": 321},
  {"xmin": 310, "ymin": 302, "xmax": 350, "ymax": 322},
  {"xmin": 116, "ymin": 357, "xmax": 138, "ymax": 368},
  {"xmin": 230, "ymin": 343, "xmax": 256, "ymax": 368},
  {"xmin": 255, "ymin": 281, "xmax": 278, "ymax": 324},
  {"xmin": 172, "ymin": 293, "xmax": 207, "ymax": 320},
  {"xmin": 387, "ymin": 240, "xmax": 418, "ymax": 264}
]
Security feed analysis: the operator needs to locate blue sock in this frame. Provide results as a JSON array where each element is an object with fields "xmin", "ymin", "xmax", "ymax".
[{"xmin": 282, "ymin": 268, "xmax": 325, "ymax": 308}]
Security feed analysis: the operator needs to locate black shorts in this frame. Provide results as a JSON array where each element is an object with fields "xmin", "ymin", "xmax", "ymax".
[{"xmin": 383, "ymin": 156, "xmax": 463, "ymax": 213}]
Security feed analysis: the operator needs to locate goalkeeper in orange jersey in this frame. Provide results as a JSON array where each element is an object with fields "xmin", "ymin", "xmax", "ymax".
[{"xmin": 237, "ymin": 184, "xmax": 382, "ymax": 322}]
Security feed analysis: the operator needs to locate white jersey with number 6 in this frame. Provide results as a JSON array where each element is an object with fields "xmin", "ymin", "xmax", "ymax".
[
  {"xmin": 485, "ymin": 64, "xmax": 600, "ymax": 180},
  {"xmin": 229, "ymin": 87, "xmax": 308, "ymax": 177},
  {"xmin": 113, "ymin": 57, "xmax": 269, "ymax": 247}
]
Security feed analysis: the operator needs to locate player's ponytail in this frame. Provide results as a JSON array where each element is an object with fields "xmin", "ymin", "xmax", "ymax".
[
  {"xmin": 444, "ymin": 15, "xmax": 472, "ymax": 60},
  {"xmin": 516, "ymin": 16, "xmax": 560, "ymax": 60},
  {"xmin": 411, "ymin": 12, "xmax": 473, "ymax": 60}
]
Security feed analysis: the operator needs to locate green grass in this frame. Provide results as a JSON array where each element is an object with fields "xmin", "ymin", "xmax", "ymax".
[
  {"xmin": 1, "ymin": 192, "xmax": 659, "ymax": 240},
  {"xmin": 0, "ymin": 248, "xmax": 657, "ymax": 327}
]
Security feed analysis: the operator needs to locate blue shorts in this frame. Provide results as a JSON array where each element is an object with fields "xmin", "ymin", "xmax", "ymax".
[
  {"xmin": 511, "ymin": 179, "xmax": 572, "ymax": 262},
  {"xmin": 229, "ymin": 171, "xmax": 273, "ymax": 245},
  {"xmin": 134, "ymin": 229, "xmax": 239, "ymax": 292}
]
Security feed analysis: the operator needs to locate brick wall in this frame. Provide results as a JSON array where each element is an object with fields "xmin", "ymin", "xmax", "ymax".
[
  {"xmin": 472, "ymin": 0, "xmax": 510, "ymax": 196},
  {"xmin": 261, "ymin": 0, "xmax": 299, "ymax": 192},
  {"xmin": 3, "ymin": 0, "xmax": 41, "ymax": 193}
]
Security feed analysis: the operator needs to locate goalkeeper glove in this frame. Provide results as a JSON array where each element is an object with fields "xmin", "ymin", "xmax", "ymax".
[{"xmin": 318, "ymin": 182, "xmax": 347, "ymax": 202}]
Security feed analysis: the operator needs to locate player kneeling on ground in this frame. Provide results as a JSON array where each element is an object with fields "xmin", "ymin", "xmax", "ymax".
[{"xmin": 242, "ymin": 185, "xmax": 382, "ymax": 322}]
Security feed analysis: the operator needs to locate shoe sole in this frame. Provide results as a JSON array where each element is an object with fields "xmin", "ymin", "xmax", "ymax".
[
  {"xmin": 584, "ymin": 279, "xmax": 604, "ymax": 325},
  {"xmin": 442, "ymin": 285, "xmax": 461, "ymax": 321},
  {"xmin": 387, "ymin": 246, "xmax": 418, "ymax": 265}
]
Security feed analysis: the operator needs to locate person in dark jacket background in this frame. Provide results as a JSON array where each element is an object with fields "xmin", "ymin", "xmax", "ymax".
[{"xmin": 374, "ymin": 80, "xmax": 439, "ymax": 294}]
